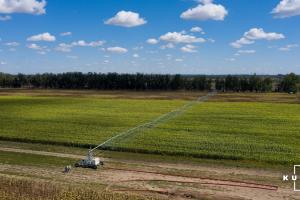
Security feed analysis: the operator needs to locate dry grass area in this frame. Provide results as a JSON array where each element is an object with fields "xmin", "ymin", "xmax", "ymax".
[
  {"xmin": 0, "ymin": 175, "xmax": 155, "ymax": 200},
  {"xmin": 0, "ymin": 89, "xmax": 206, "ymax": 100},
  {"xmin": 209, "ymin": 92, "xmax": 300, "ymax": 103}
]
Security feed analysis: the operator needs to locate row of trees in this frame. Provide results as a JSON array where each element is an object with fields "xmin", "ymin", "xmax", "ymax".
[
  {"xmin": 0, "ymin": 72, "xmax": 298, "ymax": 93},
  {"xmin": 215, "ymin": 75, "xmax": 273, "ymax": 92},
  {"xmin": 0, "ymin": 73, "xmax": 211, "ymax": 91}
]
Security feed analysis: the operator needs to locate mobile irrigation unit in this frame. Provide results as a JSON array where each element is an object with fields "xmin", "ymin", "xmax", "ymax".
[{"xmin": 75, "ymin": 148, "xmax": 104, "ymax": 169}]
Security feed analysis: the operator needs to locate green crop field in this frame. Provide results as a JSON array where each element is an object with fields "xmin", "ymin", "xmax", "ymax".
[
  {"xmin": 111, "ymin": 101, "xmax": 300, "ymax": 165},
  {"xmin": 0, "ymin": 95, "xmax": 185, "ymax": 146},
  {"xmin": 0, "ymin": 90, "xmax": 299, "ymax": 166}
]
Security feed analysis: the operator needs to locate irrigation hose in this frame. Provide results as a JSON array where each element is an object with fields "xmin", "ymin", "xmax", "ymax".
[{"xmin": 104, "ymin": 167, "xmax": 278, "ymax": 191}]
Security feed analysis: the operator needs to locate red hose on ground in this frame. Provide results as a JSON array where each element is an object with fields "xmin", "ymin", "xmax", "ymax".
[{"xmin": 104, "ymin": 167, "xmax": 278, "ymax": 191}]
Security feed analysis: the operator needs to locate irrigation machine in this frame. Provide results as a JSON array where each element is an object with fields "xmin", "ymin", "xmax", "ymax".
[{"xmin": 75, "ymin": 148, "xmax": 104, "ymax": 169}]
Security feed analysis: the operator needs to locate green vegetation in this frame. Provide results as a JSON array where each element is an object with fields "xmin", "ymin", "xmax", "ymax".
[
  {"xmin": 0, "ymin": 95, "xmax": 185, "ymax": 146},
  {"xmin": 0, "ymin": 151, "xmax": 75, "ymax": 167},
  {"xmin": 0, "ymin": 90, "xmax": 299, "ymax": 167},
  {"xmin": 1, "ymin": 72, "xmax": 299, "ymax": 93},
  {"xmin": 111, "ymin": 102, "xmax": 300, "ymax": 165}
]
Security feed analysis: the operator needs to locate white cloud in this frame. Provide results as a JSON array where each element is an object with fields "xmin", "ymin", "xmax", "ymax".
[
  {"xmin": 278, "ymin": 44, "xmax": 298, "ymax": 51},
  {"xmin": 0, "ymin": 60, "xmax": 6, "ymax": 65},
  {"xmin": 207, "ymin": 38, "xmax": 215, "ymax": 43},
  {"xmin": 55, "ymin": 40, "xmax": 104, "ymax": 52},
  {"xmin": 272, "ymin": 0, "xmax": 300, "ymax": 18},
  {"xmin": 0, "ymin": 15, "xmax": 11, "ymax": 21},
  {"xmin": 226, "ymin": 58, "xmax": 236, "ymax": 62},
  {"xmin": 60, "ymin": 32, "xmax": 72, "ymax": 36},
  {"xmin": 160, "ymin": 43, "xmax": 175, "ymax": 49},
  {"xmin": 27, "ymin": 43, "xmax": 43, "ymax": 50},
  {"xmin": 105, "ymin": 10, "xmax": 147, "ymax": 27},
  {"xmin": 230, "ymin": 28, "xmax": 285, "ymax": 48},
  {"xmin": 56, "ymin": 43, "xmax": 72, "ymax": 52},
  {"xmin": 5, "ymin": 42, "xmax": 19, "ymax": 46},
  {"xmin": 37, "ymin": 51, "xmax": 46, "ymax": 55},
  {"xmin": 0, "ymin": 0, "xmax": 46, "ymax": 15},
  {"xmin": 175, "ymin": 58, "xmax": 183, "ymax": 62},
  {"xmin": 190, "ymin": 26, "xmax": 205, "ymax": 34},
  {"xmin": 237, "ymin": 49, "xmax": 256, "ymax": 54},
  {"xmin": 230, "ymin": 37, "xmax": 254, "ymax": 48},
  {"xmin": 66, "ymin": 55, "xmax": 78, "ymax": 59},
  {"xmin": 160, "ymin": 32, "xmax": 205, "ymax": 44},
  {"xmin": 133, "ymin": 53, "xmax": 139, "ymax": 58},
  {"xmin": 106, "ymin": 46, "xmax": 128, "ymax": 54},
  {"xmin": 181, "ymin": 0, "xmax": 228, "ymax": 21},
  {"xmin": 27, "ymin": 43, "xmax": 49, "ymax": 54},
  {"xmin": 71, "ymin": 40, "xmax": 104, "ymax": 47},
  {"xmin": 27, "ymin": 32, "xmax": 56, "ymax": 42},
  {"xmin": 146, "ymin": 38, "xmax": 158, "ymax": 44},
  {"xmin": 181, "ymin": 44, "xmax": 197, "ymax": 53},
  {"xmin": 244, "ymin": 28, "xmax": 285, "ymax": 40}
]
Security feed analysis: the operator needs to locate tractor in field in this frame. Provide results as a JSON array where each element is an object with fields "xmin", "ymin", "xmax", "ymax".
[{"xmin": 75, "ymin": 149, "xmax": 104, "ymax": 169}]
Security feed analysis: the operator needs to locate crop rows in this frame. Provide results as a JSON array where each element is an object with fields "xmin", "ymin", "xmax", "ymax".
[
  {"xmin": 0, "ymin": 96, "xmax": 185, "ymax": 146},
  {"xmin": 111, "ymin": 102, "xmax": 300, "ymax": 165},
  {"xmin": 1, "ymin": 95, "xmax": 300, "ymax": 165}
]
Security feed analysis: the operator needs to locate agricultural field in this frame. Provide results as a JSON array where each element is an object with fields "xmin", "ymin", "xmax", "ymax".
[
  {"xmin": 0, "ymin": 90, "xmax": 299, "ymax": 166},
  {"xmin": 0, "ymin": 94, "xmax": 185, "ymax": 146},
  {"xmin": 1, "ymin": 89, "xmax": 300, "ymax": 199},
  {"xmin": 113, "ymin": 102, "xmax": 300, "ymax": 165}
]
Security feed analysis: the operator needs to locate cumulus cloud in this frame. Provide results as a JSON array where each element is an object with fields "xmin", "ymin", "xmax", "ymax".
[
  {"xmin": 55, "ymin": 40, "xmax": 104, "ymax": 52},
  {"xmin": 106, "ymin": 46, "xmax": 128, "ymax": 54},
  {"xmin": 272, "ymin": 0, "xmax": 300, "ymax": 18},
  {"xmin": 27, "ymin": 43, "xmax": 49, "ymax": 54},
  {"xmin": 133, "ymin": 53, "xmax": 139, "ymax": 58},
  {"xmin": 181, "ymin": 0, "xmax": 228, "ymax": 21},
  {"xmin": 230, "ymin": 37, "xmax": 254, "ymax": 48},
  {"xmin": 0, "ymin": 0, "xmax": 46, "ymax": 15},
  {"xmin": 243, "ymin": 28, "xmax": 285, "ymax": 40},
  {"xmin": 230, "ymin": 28, "xmax": 285, "ymax": 48},
  {"xmin": 237, "ymin": 49, "xmax": 256, "ymax": 54},
  {"xmin": 105, "ymin": 10, "xmax": 147, "ymax": 27},
  {"xmin": 226, "ymin": 58, "xmax": 236, "ymax": 62},
  {"xmin": 181, "ymin": 44, "xmax": 197, "ymax": 53},
  {"xmin": 175, "ymin": 58, "xmax": 183, "ymax": 62},
  {"xmin": 66, "ymin": 55, "xmax": 78, "ymax": 59},
  {"xmin": 60, "ymin": 32, "xmax": 72, "ymax": 36},
  {"xmin": 160, "ymin": 43, "xmax": 175, "ymax": 49},
  {"xmin": 27, "ymin": 43, "xmax": 43, "ymax": 50},
  {"xmin": 190, "ymin": 26, "xmax": 205, "ymax": 34},
  {"xmin": 0, "ymin": 15, "xmax": 11, "ymax": 21},
  {"xmin": 160, "ymin": 32, "xmax": 205, "ymax": 44},
  {"xmin": 5, "ymin": 42, "xmax": 19, "ymax": 46},
  {"xmin": 278, "ymin": 44, "xmax": 298, "ymax": 51},
  {"xmin": 71, "ymin": 40, "xmax": 104, "ymax": 47},
  {"xmin": 146, "ymin": 38, "xmax": 158, "ymax": 44},
  {"xmin": 56, "ymin": 43, "xmax": 72, "ymax": 52},
  {"xmin": 27, "ymin": 32, "xmax": 56, "ymax": 42}
]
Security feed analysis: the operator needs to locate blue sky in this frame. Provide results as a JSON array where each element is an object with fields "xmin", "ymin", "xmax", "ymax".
[{"xmin": 0, "ymin": 0, "xmax": 299, "ymax": 74}]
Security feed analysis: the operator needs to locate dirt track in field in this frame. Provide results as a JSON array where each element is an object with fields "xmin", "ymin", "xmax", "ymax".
[{"xmin": 0, "ymin": 147, "xmax": 298, "ymax": 200}]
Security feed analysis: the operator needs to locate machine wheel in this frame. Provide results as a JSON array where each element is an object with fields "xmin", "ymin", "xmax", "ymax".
[
  {"xmin": 74, "ymin": 163, "xmax": 79, "ymax": 167},
  {"xmin": 92, "ymin": 165, "xmax": 97, "ymax": 169}
]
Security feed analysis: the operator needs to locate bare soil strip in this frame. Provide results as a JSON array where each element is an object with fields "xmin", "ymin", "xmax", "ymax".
[
  {"xmin": 0, "ymin": 147, "xmax": 290, "ymax": 199},
  {"xmin": 0, "ymin": 161, "xmax": 296, "ymax": 200}
]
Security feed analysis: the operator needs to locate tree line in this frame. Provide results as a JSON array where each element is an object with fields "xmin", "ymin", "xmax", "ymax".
[{"xmin": 0, "ymin": 72, "xmax": 298, "ymax": 93}]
